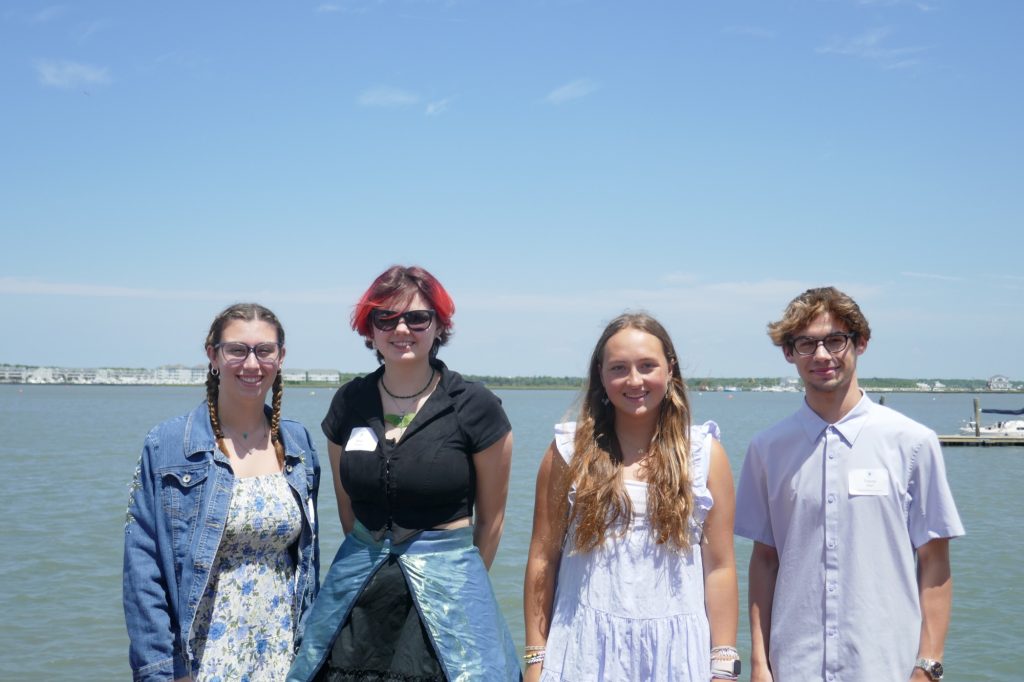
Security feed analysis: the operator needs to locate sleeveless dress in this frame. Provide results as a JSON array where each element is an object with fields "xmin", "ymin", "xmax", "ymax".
[
  {"xmin": 541, "ymin": 421, "xmax": 719, "ymax": 682},
  {"xmin": 189, "ymin": 473, "xmax": 304, "ymax": 681}
]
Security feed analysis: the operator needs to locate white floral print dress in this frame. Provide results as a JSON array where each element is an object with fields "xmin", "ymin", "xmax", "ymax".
[{"xmin": 190, "ymin": 473, "xmax": 302, "ymax": 682}]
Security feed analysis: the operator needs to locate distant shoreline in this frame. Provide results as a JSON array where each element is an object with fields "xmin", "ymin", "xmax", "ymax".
[
  {"xmin": 2, "ymin": 363, "xmax": 1019, "ymax": 393},
  {"xmin": 3, "ymin": 379, "xmax": 1021, "ymax": 394}
]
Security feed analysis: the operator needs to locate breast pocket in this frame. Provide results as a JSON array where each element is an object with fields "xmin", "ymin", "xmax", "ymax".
[{"xmin": 159, "ymin": 464, "xmax": 211, "ymax": 551}]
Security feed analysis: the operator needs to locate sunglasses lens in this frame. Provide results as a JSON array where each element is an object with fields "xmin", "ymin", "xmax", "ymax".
[
  {"xmin": 371, "ymin": 309, "xmax": 435, "ymax": 331},
  {"xmin": 371, "ymin": 310, "xmax": 399, "ymax": 331},
  {"xmin": 403, "ymin": 311, "xmax": 433, "ymax": 330}
]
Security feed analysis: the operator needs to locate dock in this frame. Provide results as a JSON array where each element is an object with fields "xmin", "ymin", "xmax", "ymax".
[
  {"xmin": 939, "ymin": 397, "xmax": 1024, "ymax": 446},
  {"xmin": 939, "ymin": 435, "xmax": 1024, "ymax": 447}
]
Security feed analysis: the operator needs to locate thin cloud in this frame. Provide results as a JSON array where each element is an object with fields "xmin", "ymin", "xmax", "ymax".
[
  {"xmin": 817, "ymin": 27, "xmax": 928, "ymax": 69},
  {"xmin": 315, "ymin": 3, "xmax": 343, "ymax": 12},
  {"xmin": 425, "ymin": 97, "xmax": 451, "ymax": 116},
  {"xmin": 357, "ymin": 86, "xmax": 419, "ymax": 107},
  {"xmin": 661, "ymin": 272, "xmax": 700, "ymax": 286},
  {"xmin": 857, "ymin": 0, "xmax": 937, "ymax": 10},
  {"xmin": 35, "ymin": 59, "xmax": 111, "ymax": 89},
  {"xmin": 31, "ymin": 5, "xmax": 66, "ymax": 23},
  {"xmin": 76, "ymin": 18, "xmax": 112, "ymax": 41},
  {"xmin": 545, "ymin": 78, "xmax": 600, "ymax": 105},
  {"xmin": 723, "ymin": 26, "xmax": 776, "ymax": 39},
  {"xmin": 0, "ymin": 276, "xmax": 352, "ymax": 304},
  {"xmin": 901, "ymin": 271, "xmax": 965, "ymax": 282}
]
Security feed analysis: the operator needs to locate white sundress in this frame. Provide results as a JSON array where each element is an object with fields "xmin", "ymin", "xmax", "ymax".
[
  {"xmin": 541, "ymin": 421, "xmax": 719, "ymax": 682},
  {"xmin": 190, "ymin": 473, "xmax": 303, "ymax": 682}
]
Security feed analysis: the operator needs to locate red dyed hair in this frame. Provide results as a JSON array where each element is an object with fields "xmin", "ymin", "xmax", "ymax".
[{"xmin": 351, "ymin": 265, "xmax": 455, "ymax": 356}]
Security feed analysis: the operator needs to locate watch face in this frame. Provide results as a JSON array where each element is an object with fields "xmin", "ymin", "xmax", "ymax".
[{"xmin": 931, "ymin": 662, "xmax": 944, "ymax": 677}]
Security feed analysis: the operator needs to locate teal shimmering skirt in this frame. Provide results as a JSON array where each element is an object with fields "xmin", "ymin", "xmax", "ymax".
[{"xmin": 287, "ymin": 523, "xmax": 521, "ymax": 682}]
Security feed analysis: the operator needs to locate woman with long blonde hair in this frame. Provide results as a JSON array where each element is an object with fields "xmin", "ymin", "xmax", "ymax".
[{"xmin": 523, "ymin": 312, "xmax": 739, "ymax": 681}]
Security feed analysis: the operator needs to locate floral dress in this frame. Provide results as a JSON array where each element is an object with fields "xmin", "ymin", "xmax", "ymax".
[{"xmin": 190, "ymin": 473, "xmax": 303, "ymax": 682}]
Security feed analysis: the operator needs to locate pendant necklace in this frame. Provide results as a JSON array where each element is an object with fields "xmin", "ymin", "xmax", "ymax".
[
  {"xmin": 382, "ymin": 367, "xmax": 436, "ymax": 431},
  {"xmin": 380, "ymin": 367, "xmax": 436, "ymax": 400},
  {"xmin": 228, "ymin": 421, "xmax": 267, "ymax": 456}
]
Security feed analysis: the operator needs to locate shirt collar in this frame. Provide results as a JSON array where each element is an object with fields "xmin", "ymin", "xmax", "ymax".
[
  {"xmin": 796, "ymin": 390, "xmax": 872, "ymax": 445},
  {"xmin": 183, "ymin": 400, "xmax": 307, "ymax": 461}
]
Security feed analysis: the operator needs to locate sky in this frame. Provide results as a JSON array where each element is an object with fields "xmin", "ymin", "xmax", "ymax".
[{"xmin": 2, "ymin": 0, "xmax": 1022, "ymax": 380}]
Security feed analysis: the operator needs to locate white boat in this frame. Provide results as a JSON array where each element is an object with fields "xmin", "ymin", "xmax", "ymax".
[{"xmin": 958, "ymin": 419, "xmax": 1024, "ymax": 437}]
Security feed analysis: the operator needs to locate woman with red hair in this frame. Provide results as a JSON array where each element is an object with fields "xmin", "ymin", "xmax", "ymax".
[{"xmin": 289, "ymin": 265, "xmax": 521, "ymax": 682}]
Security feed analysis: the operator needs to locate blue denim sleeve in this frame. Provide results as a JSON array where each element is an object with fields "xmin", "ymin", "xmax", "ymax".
[{"xmin": 122, "ymin": 431, "xmax": 177, "ymax": 682}]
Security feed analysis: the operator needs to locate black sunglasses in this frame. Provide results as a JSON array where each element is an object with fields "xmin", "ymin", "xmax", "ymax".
[{"xmin": 370, "ymin": 309, "xmax": 436, "ymax": 332}]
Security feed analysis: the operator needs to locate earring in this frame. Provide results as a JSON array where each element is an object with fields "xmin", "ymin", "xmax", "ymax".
[
  {"xmin": 601, "ymin": 395, "xmax": 610, "ymax": 407},
  {"xmin": 210, "ymin": 365, "xmax": 220, "ymax": 377}
]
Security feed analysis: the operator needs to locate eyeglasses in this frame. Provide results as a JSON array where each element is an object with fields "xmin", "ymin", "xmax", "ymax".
[
  {"xmin": 790, "ymin": 332, "xmax": 856, "ymax": 356},
  {"xmin": 215, "ymin": 342, "xmax": 282, "ymax": 364},
  {"xmin": 370, "ymin": 309, "xmax": 436, "ymax": 332}
]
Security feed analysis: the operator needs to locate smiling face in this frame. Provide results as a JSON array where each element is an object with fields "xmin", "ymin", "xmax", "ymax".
[
  {"xmin": 371, "ymin": 292, "xmax": 439, "ymax": 367},
  {"xmin": 784, "ymin": 312, "xmax": 866, "ymax": 398},
  {"xmin": 206, "ymin": 319, "xmax": 284, "ymax": 405},
  {"xmin": 600, "ymin": 327, "xmax": 672, "ymax": 422}
]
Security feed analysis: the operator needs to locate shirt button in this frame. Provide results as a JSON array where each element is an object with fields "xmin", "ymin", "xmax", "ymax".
[
  {"xmin": 827, "ymin": 539, "xmax": 837, "ymax": 549},
  {"xmin": 827, "ymin": 494, "xmax": 836, "ymax": 504},
  {"xmin": 828, "ymin": 628, "xmax": 837, "ymax": 638},
  {"xmin": 827, "ymin": 674, "xmax": 835, "ymax": 681},
  {"xmin": 828, "ymin": 452, "xmax": 835, "ymax": 460},
  {"xmin": 828, "ymin": 583, "xmax": 836, "ymax": 593},
  {"xmin": 286, "ymin": 464, "xmax": 294, "ymax": 473},
  {"xmin": 182, "ymin": 474, "xmax": 191, "ymax": 484}
]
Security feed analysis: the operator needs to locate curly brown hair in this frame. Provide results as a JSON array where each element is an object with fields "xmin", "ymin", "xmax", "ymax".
[
  {"xmin": 566, "ymin": 312, "xmax": 695, "ymax": 553},
  {"xmin": 767, "ymin": 286, "xmax": 871, "ymax": 349}
]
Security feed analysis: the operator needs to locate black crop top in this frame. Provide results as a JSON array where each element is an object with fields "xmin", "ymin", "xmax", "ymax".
[{"xmin": 321, "ymin": 361, "xmax": 511, "ymax": 539}]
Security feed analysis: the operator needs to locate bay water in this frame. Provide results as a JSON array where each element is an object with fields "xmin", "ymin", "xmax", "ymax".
[{"xmin": 1, "ymin": 385, "xmax": 1020, "ymax": 679}]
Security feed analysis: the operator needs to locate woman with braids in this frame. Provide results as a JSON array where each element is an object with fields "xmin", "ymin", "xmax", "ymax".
[
  {"xmin": 523, "ymin": 312, "xmax": 739, "ymax": 681},
  {"xmin": 287, "ymin": 265, "xmax": 519, "ymax": 682},
  {"xmin": 123, "ymin": 303, "xmax": 320, "ymax": 682}
]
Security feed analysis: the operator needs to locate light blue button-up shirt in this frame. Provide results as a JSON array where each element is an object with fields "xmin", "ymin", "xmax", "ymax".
[{"xmin": 736, "ymin": 393, "xmax": 964, "ymax": 682}]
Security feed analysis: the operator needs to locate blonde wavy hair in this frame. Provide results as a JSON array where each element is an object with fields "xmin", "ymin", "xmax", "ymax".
[{"xmin": 566, "ymin": 312, "xmax": 695, "ymax": 553}]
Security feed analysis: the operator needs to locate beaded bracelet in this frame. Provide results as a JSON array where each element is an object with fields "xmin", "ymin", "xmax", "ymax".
[
  {"xmin": 710, "ymin": 645, "xmax": 741, "ymax": 680},
  {"xmin": 710, "ymin": 645, "xmax": 740, "ymax": 661},
  {"xmin": 523, "ymin": 651, "xmax": 546, "ymax": 666}
]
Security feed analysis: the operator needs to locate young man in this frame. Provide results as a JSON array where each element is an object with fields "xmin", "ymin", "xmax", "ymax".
[{"xmin": 735, "ymin": 287, "xmax": 964, "ymax": 682}]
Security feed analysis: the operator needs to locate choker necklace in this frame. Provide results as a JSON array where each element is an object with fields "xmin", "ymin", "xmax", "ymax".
[{"xmin": 381, "ymin": 367, "xmax": 436, "ymax": 400}]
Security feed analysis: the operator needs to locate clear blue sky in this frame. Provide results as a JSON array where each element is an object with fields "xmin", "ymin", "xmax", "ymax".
[{"xmin": 2, "ymin": 1, "xmax": 1021, "ymax": 379}]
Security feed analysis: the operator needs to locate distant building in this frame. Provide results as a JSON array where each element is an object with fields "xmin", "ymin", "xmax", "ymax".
[
  {"xmin": 988, "ymin": 375, "xmax": 1013, "ymax": 390},
  {"xmin": 282, "ymin": 370, "xmax": 308, "ymax": 383},
  {"xmin": 307, "ymin": 370, "xmax": 342, "ymax": 383}
]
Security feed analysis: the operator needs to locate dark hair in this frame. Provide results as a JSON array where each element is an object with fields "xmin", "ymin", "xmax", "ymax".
[
  {"xmin": 351, "ymin": 265, "xmax": 455, "ymax": 363},
  {"xmin": 567, "ymin": 312, "xmax": 695, "ymax": 552},
  {"xmin": 204, "ymin": 303, "xmax": 285, "ymax": 466},
  {"xmin": 767, "ymin": 286, "xmax": 871, "ymax": 349}
]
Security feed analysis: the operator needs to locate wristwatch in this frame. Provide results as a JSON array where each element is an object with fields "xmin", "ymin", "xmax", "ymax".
[
  {"xmin": 915, "ymin": 658, "xmax": 944, "ymax": 680},
  {"xmin": 710, "ymin": 658, "xmax": 741, "ymax": 679}
]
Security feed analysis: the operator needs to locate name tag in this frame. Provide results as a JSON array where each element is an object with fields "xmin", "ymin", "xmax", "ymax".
[
  {"xmin": 345, "ymin": 426, "xmax": 379, "ymax": 452},
  {"xmin": 849, "ymin": 468, "xmax": 890, "ymax": 496}
]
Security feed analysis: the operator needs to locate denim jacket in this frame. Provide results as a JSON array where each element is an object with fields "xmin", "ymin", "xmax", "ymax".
[{"xmin": 123, "ymin": 401, "xmax": 320, "ymax": 682}]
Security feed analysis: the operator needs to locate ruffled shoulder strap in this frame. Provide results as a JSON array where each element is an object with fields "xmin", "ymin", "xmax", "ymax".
[
  {"xmin": 553, "ymin": 421, "xmax": 576, "ymax": 464},
  {"xmin": 690, "ymin": 420, "xmax": 721, "ymax": 490}
]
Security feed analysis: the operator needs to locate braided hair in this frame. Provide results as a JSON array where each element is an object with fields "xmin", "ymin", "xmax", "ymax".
[{"xmin": 205, "ymin": 303, "xmax": 286, "ymax": 467}]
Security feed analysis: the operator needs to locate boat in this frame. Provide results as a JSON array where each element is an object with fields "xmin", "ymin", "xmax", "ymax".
[
  {"xmin": 958, "ymin": 406, "xmax": 1024, "ymax": 437},
  {"xmin": 958, "ymin": 419, "xmax": 1024, "ymax": 437}
]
